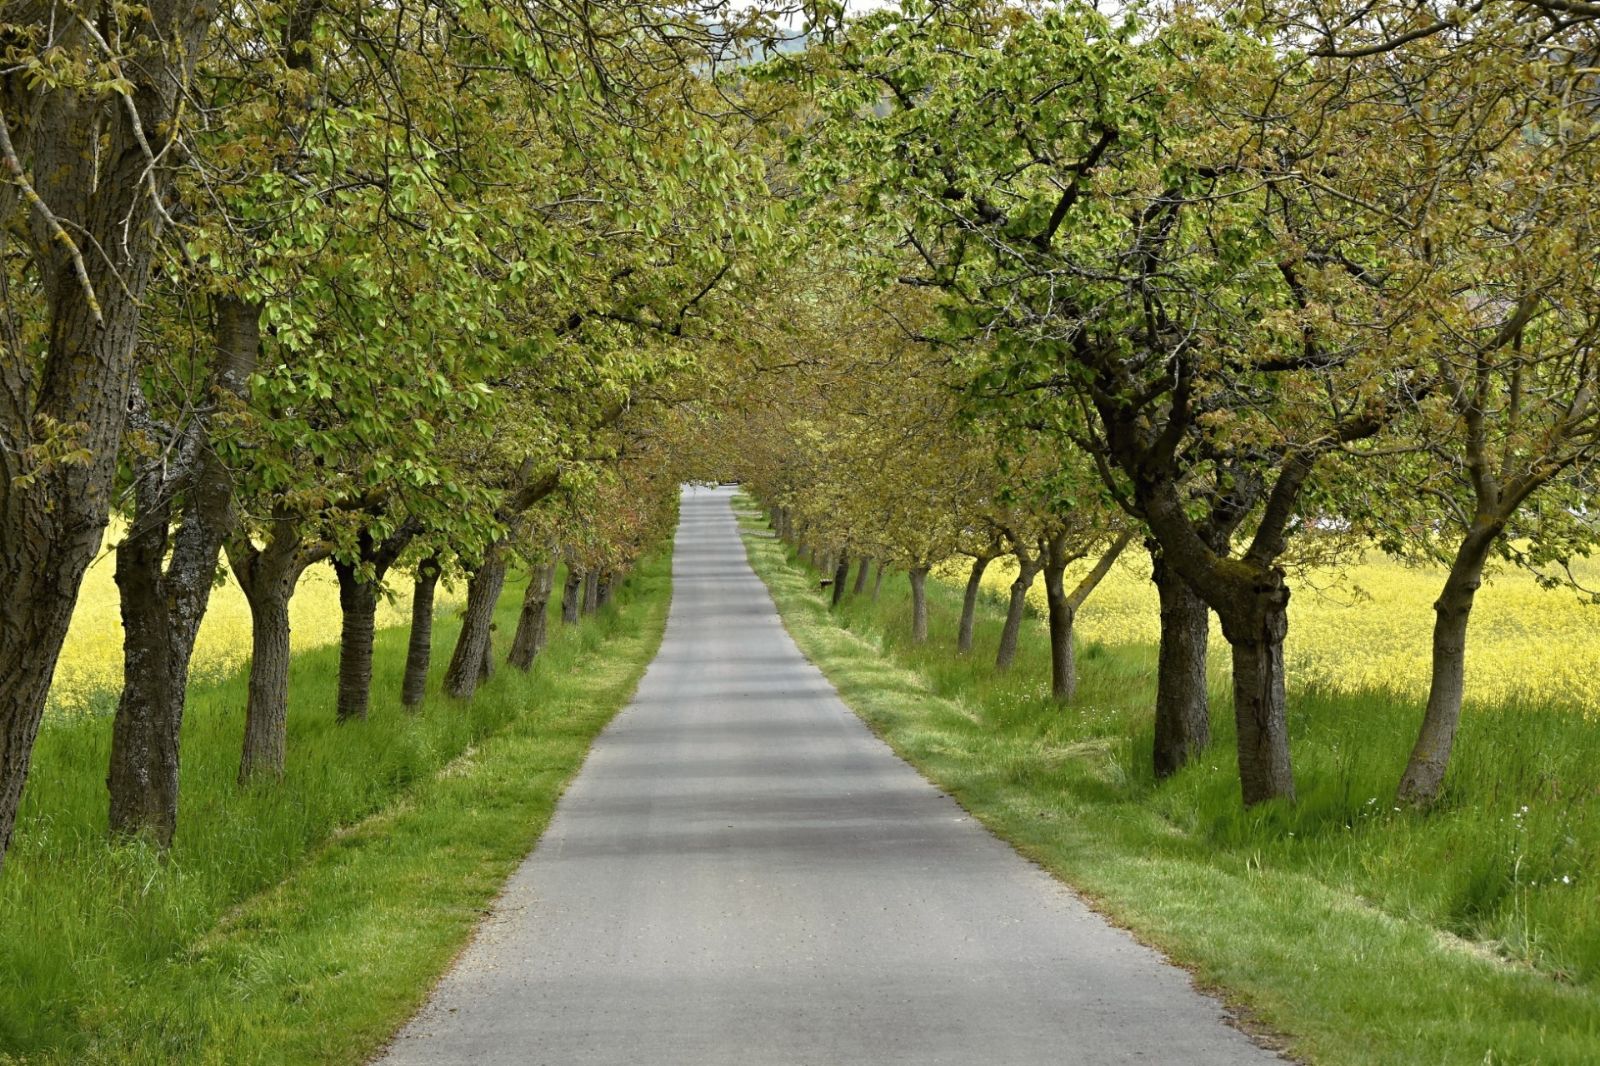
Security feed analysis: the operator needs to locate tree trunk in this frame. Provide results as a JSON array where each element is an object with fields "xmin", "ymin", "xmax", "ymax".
[
  {"xmin": 1151, "ymin": 549, "xmax": 1211, "ymax": 778},
  {"xmin": 583, "ymin": 569, "xmax": 600, "ymax": 614},
  {"xmin": 1397, "ymin": 531, "xmax": 1495, "ymax": 805},
  {"xmin": 443, "ymin": 547, "xmax": 508, "ymax": 699},
  {"xmin": 996, "ymin": 560, "xmax": 1042, "ymax": 671},
  {"xmin": 1220, "ymin": 578, "xmax": 1295, "ymax": 806},
  {"xmin": 333, "ymin": 561, "xmax": 380, "ymax": 723},
  {"xmin": 597, "ymin": 569, "xmax": 615, "ymax": 608},
  {"xmin": 108, "ymin": 297, "xmax": 258, "ymax": 842},
  {"xmin": 508, "ymin": 563, "xmax": 556, "ymax": 671},
  {"xmin": 332, "ymin": 523, "xmax": 416, "ymax": 722},
  {"xmin": 853, "ymin": 558, "xmax": 872, "ymax": 595},
  {"xmin": 832, "ymin": 555, "xmax": 851, "ymax": 607},
  {"xmin": 401, "ymin": 558, "xmax": 441, "ymax": 708},
  {"xmin": 229, "ymin": 517, "xmax": 324, "ymax": 784},
  {"xmin": 0, "ymin": 0, "xmax": 216, "ymax": 873},
  {"xmin": 957, "ymin": 556, "xmax": 992, "ymax": 655},
  {"xmin": 239, "ymin": 588, "xmax": 293, "ymax": 782},
  {"xmin": 908, "ymin": 566, "xmax": 931, "ymax": 643},
  {"xmin": 562, "ymin": 566, "xmax": 583, "ymax": 624},
  {"xmin": 872, "ymin": 563, "xmax": 885, "ymax": 601},
  {"xmin": 107, "ymin": 500, "xmax": 183, "ymax": 844},
  {"xmin": 1042, "ymin": 554, "xmax": 1077, "ymax": 702}
]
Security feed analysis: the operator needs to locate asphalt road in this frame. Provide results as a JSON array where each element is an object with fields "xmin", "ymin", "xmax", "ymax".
[{"xmin": 379, "ymin": 485, "xmax": 1280, "ymax": 1065}]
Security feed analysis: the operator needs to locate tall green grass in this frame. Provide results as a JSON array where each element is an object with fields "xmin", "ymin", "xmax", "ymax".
[
  {"xmin": 738, "ymin": 505, "xmax": 1600, "ymax": 1064},
  {"xmin": 0, "ymin": 554, "xmax": 671, "ymax": 1064}
]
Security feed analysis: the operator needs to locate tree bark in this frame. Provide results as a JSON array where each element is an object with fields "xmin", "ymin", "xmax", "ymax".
[
  {"xmin": 331, "ymin": 522, "xmax": 417, "ymax": 722},
  {"xmin": 832, "ymin": 555, "xmax": 851, "ymax": 607},
  {"xmin": 401, "ymin": 558, "xmax": 441, "ymax": 708},
  {"xmin": 957, "ymin": 556, "xmax": 992, "ymax": 655},
  {"xmin": 583, "ymin": 569, "xmax": 600, "ymax": 614},
  {"xmin": 1220, "ymin": 579, "xmax": 1295, "ymax": 805},
  {"xmin": 508, "ymin": 563, "xmax": 557, "ymax": 671},
  {"xmin": 996, "ymin": 556, "xmax": 1043, "ymax": 671},
  {"xmin": 0, "ymin": 0, "xmax": 218, "ymax": 872},
  {"xmin": 443, "ymin": 546, "xmax": 508, "ymax": 699},
  {"xmin": 1397, "ymin": 529, "xmax": 1496, "ymax": 805},
  {"xmin": 908, "ymin": 566, "xmax": 931, "ymax": 643},
  {"xmin": 1041, "ymin": 547, "xmax": 1077, "ymax": 702},
  {"xmin": 229, "ymin": 515, "xmax": 326, "ymax": 783},
  {"xmin": 853, "ymin": 558, "xmax": 872, "ymax": 595},
  {"xmin": 562, "ymin": 566, "xmax": 583, "ymax": 624},
  {"xmin": 107, "ymin": 297, "xmax": 258, "ymax": 843},
  {"xmin": 1151, "ymin": 548, "xmax": 1211, "ymax": 779},
  {"xmin": 597, "ymin": 569, "xmax": 615, "ymax": 608}
]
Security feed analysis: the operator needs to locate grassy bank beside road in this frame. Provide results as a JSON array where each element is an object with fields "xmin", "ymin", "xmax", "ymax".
[
  {"xmin": 0, "ymin": 551, "xmax": 671, "ymax": 1065},
  {"xmin": 736, "ymin": 502, "xmax": 1600, "ymax": 1065}
]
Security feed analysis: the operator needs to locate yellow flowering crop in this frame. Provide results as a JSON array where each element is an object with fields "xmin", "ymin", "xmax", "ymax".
[
  {"xmin": 954, "ymin": 548, "xmax": 1600, "ymax": 712},
  {"xmin": 49, "ymin": 527, "xmax": 462, "ymax": 716}
]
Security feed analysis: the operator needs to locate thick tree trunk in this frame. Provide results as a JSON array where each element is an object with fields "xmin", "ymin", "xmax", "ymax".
[
  {"xmin": 832, "ymin": 555, "xmax": 851, "ymax": 607},
  {"xmin": 508, "ymin": 563, "xmax": 556, "ymax": 671},
  {"xmin": 1151, "ymin": 550, "xmax": 1211, "ymax": 778},
  {"xmin": 597, "ymin": 569, "xmax": 615, "ymax": 608},
  {"xmin": 1398, "ymin": 533, "xmax": 1495, "ymax": 805},
  {"xmin": 853, "ymin": 558, "xmax": 872, "ymax": 595},
  {"xmin": 1220, "ymin": 577, "xmax": 1295, "ymax": 805},
  {"xmin": 401, "ymin": 558, "xmax": 441, "ymax": 708},
  {"xmin": 443, "ymin": 547, "xmax": 508, "ymax": 699},
  {"xmin": 996, "ymin": 561, "xmax": 1042, "ymax": 671},
  {"xmin": 107, "ymin": 502, "xmax": 183, "ymax": 844},
  {"xmin": 1042, "ymin": 556, "xmax": 1077, "ymax": 702},
  {"xmin": 0, "ymin": 0, "xmax": 217, "ymax": 872},
  {"xmin": 562, "ymin": 567, "xmax": 583, "ymax": 624},
  {"xmin": 583, "ymin": 570, "xmax": 599, "ymax": 614},
  {"xmin": 908, "ymin": 566, "xmax": 931, "ymax": 643},
  {"xmin": 108, "ymin": 297, "xmax": 258, "ymax": 842},
  {"xmin": 957, "ymin": 556, "xmax": 992, "ymax": 655}
]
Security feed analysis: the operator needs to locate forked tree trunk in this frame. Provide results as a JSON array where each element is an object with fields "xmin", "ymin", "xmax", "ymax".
[
  {"xmin": 508, "ymin": 563, "xmax": 557, "ymax": 671},
  {"xmin": 1151, "ymin": 549, "xmax": 1211, "ymax": 778},
  {"xmin": 832, "ymin": 556, "xmax": 851, "ymax": 607},
  {"xmin": 996, "ymin": 558, "xmax": 1043, "ymax": 671},
  {"xmin": 229, "ymin": 518, "xmax": 325, "ymax": 784},
  {"xmin": 853, "ymin": 558, "xmax": 872, "ymax": 595},
  {"xmin": 562, "ymin": 567, "xmax": 583, "ymax": 624},
  {"xmin": 908, "ymin": 566, "xmax": 931, "ymax": 643},
  {"xmin": 401, "ymin": 558, "xmax": 441, "ymax": 708},
  {"xmin": 332, "ymin": 523, "xmax": 417, "ymax": 722},
  {"xmin": 1398, "ymin": 529, "xmax": 1497, "ymax": 805},
  {"xmin": 108, "ymin": 297, "xmax": 258, "ymax": 843},
  {"xmin": 957, "ymin": 556, "xmax": 992, "ymax": 655},
  {"xmin": 443, "ymin": 547, "xmax": 508, "ymax": 699}
]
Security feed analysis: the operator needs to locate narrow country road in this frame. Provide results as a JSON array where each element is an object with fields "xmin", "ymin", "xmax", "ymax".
[{"xmin": 379, "ymin": 486, "xmax": 1280, "ymax": 1065}]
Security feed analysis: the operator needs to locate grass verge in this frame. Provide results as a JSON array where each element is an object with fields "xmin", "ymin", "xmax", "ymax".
[
  {"xmin": 0, "ymin": 551, "xmax": 671, "ymax": 1064},
  {"xmin": 734, "ymin": 501, "xmax": 1600, "ymax": 1066}
]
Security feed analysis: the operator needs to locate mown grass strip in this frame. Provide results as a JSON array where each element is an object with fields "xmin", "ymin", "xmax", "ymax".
[
  {"xmin": 1, "ymin": 550, "xmax": 670, "ymax": 1065},
  {"xmin": 735, "ymin": 503, "xmax": 1600, "ymax": 1066}
]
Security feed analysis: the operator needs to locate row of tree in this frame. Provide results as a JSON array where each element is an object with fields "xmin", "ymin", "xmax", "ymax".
[
  {"xmin": 712, "ymin": 0, "xmax": 1600, "ymax": 811},
  {"xmin": 0, "ymin": 0, "xmax": 792, "ymax": 872}
]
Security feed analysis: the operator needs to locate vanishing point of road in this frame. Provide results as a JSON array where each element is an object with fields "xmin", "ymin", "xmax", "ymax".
[{"xmin": 380, "ymin": 485, "xmax": 1280, "ymax": 1065}]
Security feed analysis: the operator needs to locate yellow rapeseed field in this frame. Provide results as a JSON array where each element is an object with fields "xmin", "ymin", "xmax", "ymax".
[
  {"xmin": 50, "ymin": 527, "xmax": 462, "ymax": 715},
  {"xmin": 959, "ymin": 547, "xmax": 1600, "ymax": 711}
]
